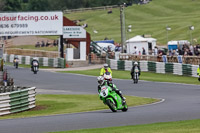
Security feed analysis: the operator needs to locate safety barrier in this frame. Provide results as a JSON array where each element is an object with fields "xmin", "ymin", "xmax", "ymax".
[
  {"xmin": 3, "ymin": 54, "xmax": 65, "ymax": 68},
  {"xmin": 0, "ymin": 87, "xmax": 36, "ymax": 116},
  {"xmin": 107, "ymin": 59, "xmax": 199, "ymax": 77}
]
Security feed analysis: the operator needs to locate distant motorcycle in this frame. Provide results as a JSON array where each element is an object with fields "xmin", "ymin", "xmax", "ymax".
[
  {"xmin": 32, "ymin": 61, "xmax": 39, "ymax": 74},
  {"xmin": 133, "ymin": 68, "xmax": 139, "ymax": 84},
  {"xmin": 13, "ymin": 58, "xmax": 19, "ymax": 69}
]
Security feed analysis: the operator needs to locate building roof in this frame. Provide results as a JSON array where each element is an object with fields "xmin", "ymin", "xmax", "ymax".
[{"xmin": 126, "ymin": 35, "xmax": 157, "ymax": 43}]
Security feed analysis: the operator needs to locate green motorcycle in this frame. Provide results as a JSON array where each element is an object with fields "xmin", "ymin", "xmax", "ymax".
[{"xmin": 99, "ymin": 85, "xmax": 128, "ymax": 112}]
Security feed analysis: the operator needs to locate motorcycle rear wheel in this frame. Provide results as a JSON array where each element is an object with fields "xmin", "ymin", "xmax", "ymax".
[
  {"xmin": 106, "ymin": 99, "xmax": 117, "ymax": 112},
  {"xmin": 15, "ymin": 63, "xmax": 18, "ymax": 69}
]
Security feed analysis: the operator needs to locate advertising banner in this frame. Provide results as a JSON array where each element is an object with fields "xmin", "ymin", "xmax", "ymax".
[
  {"xmin": 0, "ymin": 11, "xmax": 63, "ymax": 36},
  {"xmin": 63, "ymin": 26, "xmax": 86, "ymax": 38}
]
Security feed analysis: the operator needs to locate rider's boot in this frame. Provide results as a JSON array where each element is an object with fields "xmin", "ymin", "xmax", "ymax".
[{"xmin": 118, "ymin": 91, "xmax": 126, "ymax": 105}]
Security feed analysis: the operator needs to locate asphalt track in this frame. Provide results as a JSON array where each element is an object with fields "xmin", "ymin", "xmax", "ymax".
[{"xmin": 0, "ymin": 66, "xmax": 200, "ymax": 133}]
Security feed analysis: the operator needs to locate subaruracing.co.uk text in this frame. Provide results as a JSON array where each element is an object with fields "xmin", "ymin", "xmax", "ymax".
[{"xmin": 0, "ymin": 14, "xmax": 59, "ymax": 22}]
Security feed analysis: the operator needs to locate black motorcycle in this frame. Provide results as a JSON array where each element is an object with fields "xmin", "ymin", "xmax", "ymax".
[
  {"xmin": 32, "ymin": 61, "xmax": 39, "ymax": 74},
  {"xmin": 132, "ymin": 68, "xmax": 139, "ymax": 84}
]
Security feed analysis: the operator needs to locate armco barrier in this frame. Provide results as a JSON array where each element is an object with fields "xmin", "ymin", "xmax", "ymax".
[
  {"xmin": 108, "ymin": 59, "xmax": 199, "ymax": 78},
  {"xmin": 3, "ymin": 54, "xmax": 65, "ymax": 68},
  {"xmin": 0, "ymin": 87, "xmax": 36, "ymax": 116}
]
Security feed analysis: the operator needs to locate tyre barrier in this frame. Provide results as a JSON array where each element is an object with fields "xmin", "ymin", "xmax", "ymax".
[
  {"xmin": 0, "ymin": 86, "xmax": 36, "ymax": 116},
  {"xmin": 3, "ymin": 54, "xmax": 65, "ymax": 68},
  {"xmin": 107, "ymin": 59, "xmax": 199, "ymax": 77}
]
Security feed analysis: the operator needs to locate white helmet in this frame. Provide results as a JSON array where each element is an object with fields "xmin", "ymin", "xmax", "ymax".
[
  {"xmin": 104, "ymin": 64, "xmax": 108, "ymax": 69},
  {"xmin": 33, "ymin": 57, "xmax": 38, "ymax": 60},
  {"xmin": 134, "ymin": 62, "xmax": 138, "ymax": 65}
]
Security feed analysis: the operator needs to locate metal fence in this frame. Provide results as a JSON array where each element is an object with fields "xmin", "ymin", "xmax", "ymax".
[
  {"xmin": 118, "ymin": 54, "xmax": 200, "ymax": 65},
  {"xmin": 63, "ymin": 5, "xmax": 119, "ymax": 14}
]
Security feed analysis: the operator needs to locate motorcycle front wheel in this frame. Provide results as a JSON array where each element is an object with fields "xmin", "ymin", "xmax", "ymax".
[
  {"xmin": 106, "ymin": 99, "xmax": 117, "ymax": 112},
  {"xmin": 122, "ymin": 102, "xmax": 128, "ymax": 112}
]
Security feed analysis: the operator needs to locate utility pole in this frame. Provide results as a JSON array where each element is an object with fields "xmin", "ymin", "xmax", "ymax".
[
  {"xmin": 60, "ymin": 35, "xmax": 64, "ymax": 58},
  {"xmin": 120, "ymin": 5, "xmax": 126, "ymax": 53}
]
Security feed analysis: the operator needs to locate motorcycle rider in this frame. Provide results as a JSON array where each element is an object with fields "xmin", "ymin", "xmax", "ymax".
[
  {"xmin": 197, "ymin": 64, "xmax": 200, "ymax": 81},
  {"xmin": 13, "ymin": 55, "xmax": 18, "ymax": 65},
  {"xmin": 131, "ymin": 62, "xmax": 141, "ymax": 79},
  {"xmin": 97, "ymin": 76, "xmax": 126, "ymax": 104},
  {"xmin": 100, "ymin": 64, "xmax": 112, "ymax": 76},
  {"xmin": 31, "ymin": 57, "xmax": 39, "ymax": 71}
]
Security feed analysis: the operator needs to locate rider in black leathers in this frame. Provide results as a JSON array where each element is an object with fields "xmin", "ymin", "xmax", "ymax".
[{"xmin": 131, "ymin": 62, "xmax": 141, "ymax": 79}]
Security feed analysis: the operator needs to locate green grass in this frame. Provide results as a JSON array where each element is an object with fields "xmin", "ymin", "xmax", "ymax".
[
  {"xmin": 65, "ymin": 0, "xmax": 200, "ymax": 45},
  {"xmin": 59, "ymin": 69, "xmax": 200, "ymax": 85},
  {"xmin": 0, "ymin": 94, "xmax": 158, "ymax": 119},
  {"xmin": 51, "ymin": 119, "xmax": 200, "ymax": 133}
]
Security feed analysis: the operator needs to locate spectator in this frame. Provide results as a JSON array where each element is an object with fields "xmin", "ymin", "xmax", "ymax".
[
  {"xmin": 154, "ymin": 46, "xmax": 158, "ymax": 55},
  {"xmin": 188, "ymin": 50, "xmax": 193, "ymax": 56},
  {"xmin": 53, "ymin": 40, "xmax": 57, "ymax": 46},
  {"xmin": 107, "ymin": 8, "xmax": 112, "ymax": 14},
  {"xmin": 139, "ymin": 51, "xmax": 141, "ymax": 55},
  {"xmin": 46, "ymin": 40, "xmax": 50, "ymax": 47},
  {"xmin": 189, "ymin": 44, "xmax": 194, "ymax": 55},
  {"xmin": 41, "ymin": 40, "xmax": 45, "ymax": 47},
  {"xmin": 142, "ymin": 47, "xmax": 146, "ymax": 55},
  {"xmin": 35, "ymin": 42, "xmax": 40, "ymax": 48},
  {"xmin": 133, "ymin": 46, "xmax": 138, "ymax": 55}
]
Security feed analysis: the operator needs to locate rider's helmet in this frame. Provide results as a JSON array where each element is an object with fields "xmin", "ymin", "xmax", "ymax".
[
  {"xmin": 134, "ymin": 62, "xmax": 138, "ymax": 66},
  {"xmin": 104, "ymin": 64, "xmax": 108, "ymax": 69},
  {"xmin": 97, "ymin": 76, "xmax": 104, "ymax": 85},
  {"xmin": 33, "ymin": 57, "xmax": 38, "ymax": 61}
]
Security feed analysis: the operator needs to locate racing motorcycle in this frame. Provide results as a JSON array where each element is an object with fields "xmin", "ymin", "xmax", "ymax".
[
  {"xmin": 133, "ymin": 68, "xmax": 139, "ymax": 84},
  {"xmin": 32, "ymin": 61, "xmax": 39, "ymax": 74},
  {"xmin": 99, "ymin": 82, "xmax": 128, "ymax": 112},
  {"xmin": 13, "ymin": 58, "xmax": 19, "ymax": 69}
]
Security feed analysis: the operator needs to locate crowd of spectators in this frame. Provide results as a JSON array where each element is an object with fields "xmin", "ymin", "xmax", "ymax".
[
  {"xmin": 130, "ymin": 44, "xmax": 200, "ymax": 57},
  {"xmin": 35, "ymin": 40, "xmax": 58, "ymax": 48},
  {"xmin": 168, "ymin": 44, "xmax": 200, "ymax": 56}
]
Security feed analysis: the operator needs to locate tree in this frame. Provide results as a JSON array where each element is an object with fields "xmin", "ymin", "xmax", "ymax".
[
  {"xmin": 0, "ymin": 0, "xmax": 5, "ymax": 11},
  {"xmin": 3, "ymin": 0, "xmax": 21, "ymax": 11},
  {"xmin": 27, "ymin": 0, "xmax": 49, "ymax": 11}
]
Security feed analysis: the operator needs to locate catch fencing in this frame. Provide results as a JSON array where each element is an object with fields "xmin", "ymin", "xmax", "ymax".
[
  {"xmin": 4, "ymin": 54, "xmax": 65, "ymax": 68},
  {"xmin": 0, "ymin": 87, "xmax": 36, "ymax": 116},
  {"xmin": 107, "ymin": 59, "xmax": 199, "ymax": 77}
]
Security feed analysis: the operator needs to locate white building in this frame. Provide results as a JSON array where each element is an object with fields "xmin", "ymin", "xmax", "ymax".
[{"xmin": 126, "ymin": 35, "xmax": 157, "ymax": 55}]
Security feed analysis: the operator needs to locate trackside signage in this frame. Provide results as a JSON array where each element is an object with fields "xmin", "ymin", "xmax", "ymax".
[
  {"xmin": 63, "ymin": 26, "xmax": 86, "ymax": 38},
  {"xmin": 0, "ymin": 12, "xmax": 63, "ymax": 36}
]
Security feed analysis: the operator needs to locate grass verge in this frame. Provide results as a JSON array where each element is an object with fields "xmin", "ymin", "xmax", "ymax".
[
  {"xmin": 59, "ymin": 69, "xmax": 200, "ymax": 85},
  {"xmin": 0, "ymin": 94, "xmax": 159, "ymax": 119},
  {"xmin": 5, "ymin": 62, "xmax": 52, "ymax": 69},
  {"xmin": 51, "ymin": 119, "xmax": 200, "ymax": 133}
]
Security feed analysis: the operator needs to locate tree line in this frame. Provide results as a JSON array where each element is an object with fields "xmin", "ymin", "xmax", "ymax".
[{"xmin": 0, "ymin": 0, "xmax": 136, "ymax": 11}]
